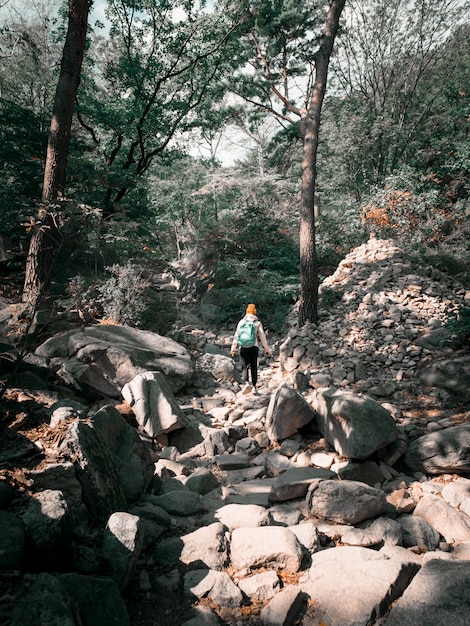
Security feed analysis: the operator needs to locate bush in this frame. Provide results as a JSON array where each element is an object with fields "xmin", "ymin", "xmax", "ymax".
[
  {"xmin": 64, "ymin": 263, "xmax": 177, "ymax": 333},
  {"xmin": 442, "ymin": 307, "xmax": 470, "ymax": 349}
]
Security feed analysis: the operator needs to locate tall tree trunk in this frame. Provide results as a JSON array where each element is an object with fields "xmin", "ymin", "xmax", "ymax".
[
  {"xmin": 298, "ymin": 0, "xmax": 346, "ymax": 327},
  {"xmin": 23, "ymin": 0, "xmax": 90, "ymax": 308}
]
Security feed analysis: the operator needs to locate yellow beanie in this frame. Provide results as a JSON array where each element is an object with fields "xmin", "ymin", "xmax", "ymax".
[{"xmin": 246, "ymin": 304, "xmax": 257, "ymax": 315}]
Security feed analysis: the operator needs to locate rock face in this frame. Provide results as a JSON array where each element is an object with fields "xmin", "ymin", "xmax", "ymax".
[
  {"xmin": 35, "ymin": 325, "xmax": 194, "ymax": 397},
  {"xmin": 1, "ymin": 237, "xmax": 470, "ymax": 626}
]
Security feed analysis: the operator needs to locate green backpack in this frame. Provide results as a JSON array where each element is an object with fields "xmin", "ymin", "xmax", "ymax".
[{"xmin": 238, "ymin": 319, "xmax": 256, "ymax": 347}]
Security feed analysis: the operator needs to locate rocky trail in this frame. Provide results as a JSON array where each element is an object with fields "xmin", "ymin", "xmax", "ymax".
[{"xmin": 1, "ymin": 237, "xmax": 470, "ymax": 626}]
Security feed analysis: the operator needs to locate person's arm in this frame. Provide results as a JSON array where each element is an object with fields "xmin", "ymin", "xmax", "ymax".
[
  {"xmin": 231, "ymin": 322, "xmax": 240, "ymax": 356},
  {"xmin": 257, "ymin": 322, "xmax": 271, "ymax": 357}
]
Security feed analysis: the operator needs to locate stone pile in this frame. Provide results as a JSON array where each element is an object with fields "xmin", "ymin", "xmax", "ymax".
[
  {"xmin": 1, "ymin": 237, "xmax": 469, "ymax": 626},
  {"xmin": 278, "ymin": 237, "xmax": 468, "ymax": 399}
]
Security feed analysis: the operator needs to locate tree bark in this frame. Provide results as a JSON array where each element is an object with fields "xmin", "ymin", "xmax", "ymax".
[
  {"xmin": 23, "ymin": 0, "xmax": 90, "ymax": 308},
  {"xmin": 298, "ymin": 0, "xmax": 346, "ymax": 327}
]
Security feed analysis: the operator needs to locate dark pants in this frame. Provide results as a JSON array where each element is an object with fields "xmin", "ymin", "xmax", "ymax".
[{"xmin": 240, "ymin": 346, "xmax": 259, "ymax": 386}]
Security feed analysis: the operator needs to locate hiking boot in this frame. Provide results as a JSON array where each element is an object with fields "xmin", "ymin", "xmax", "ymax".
[{"xmin": 241, "ymin": 383, "xmax": 252, "ymax": 395}]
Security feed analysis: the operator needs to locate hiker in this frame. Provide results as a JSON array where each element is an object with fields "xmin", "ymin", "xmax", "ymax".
[{"xmin": 231, "ymin": 303, "xmax": 271, "ymax": 394}]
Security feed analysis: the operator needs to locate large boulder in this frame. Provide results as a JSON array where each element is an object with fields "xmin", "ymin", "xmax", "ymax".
[
  {"xmin": 195, "ymin": 353, "xmax": 241, "ymax": 383},
  {"xmin": 58, "ymin": 413, "xmax": 132, "ymax": 523},
  {"xmin": 265, "ymin": 383, "xmax": 318, "ymax": 442},
  {"xmin": 419, "ymin": 354, "xmax": 470, "ymax": 400},
  {"xmin": 35, "ymin": 325, "xmax": 193, "ymax": 398},
  {"xmin": 310, "ymin": 387, "xmax": 399, "ymax": 459},
  {"xmin": 307, "ymin": 480, "xmax": 388, "ymax": 524},
  {"xmin": 404, "ymin": 424, "xmax": 470, "ymax": 474},
  {"xmin": 122, "ymin": 370, "xmax": 188, "ymax": 438}
]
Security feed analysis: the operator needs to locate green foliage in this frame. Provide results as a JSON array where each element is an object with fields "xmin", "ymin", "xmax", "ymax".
[
  {"xmin": 76, "ymin": 0, "xmax": 240, "ymax": 211},
  {"xmin": 319, "ymin": 286, "xmax": 344, "ymax": 310},
  {"xmin": 0, "ymin": 100, "xmax": 45, "ymax": 238},
  {"xmin": 193, "ymin": 203, "xmax": 300, "ymax": 333},
  {"xmin": 442, "ymin": 307, "xmax": 470, "ymax": 349},
  {"xmin": 67, "ymin": 263, "xmax": 151, "ymax": 327}
]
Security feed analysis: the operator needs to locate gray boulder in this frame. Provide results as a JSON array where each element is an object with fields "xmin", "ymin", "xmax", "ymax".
[
  {"xmin": 59, "ymin": 419, "xmax": 127, "ymax": 523},
  {"xmin": 265, "ymin": 383, "xmax": 317, "ymax": 442},
  {"xmin": 102, "ymin": 512, "xmax": 144, "ymax": 593},
  {"xmin": 268, "ymin": 467, "xmax": 335, "ymax": 503},
  {"xmin": 20, "ymin": 490, "xmax": 73, "ymax": 571},
  {"xmin": 419, "ymin": 354, "xmax": 470, "ymax": 400},
  {"xmin": 195, "ymin": 353, "xmax": 241, "ymax": 383},
  {"xmin": 413, "ymin": 494, "xmax": 470, "ymax": 544},
  {"xmin": 122, "ymin": 370, "xmax": 188, "ymax": 438},
  {"xmin": 35, "ymin": 325, "xmax": 193, "ymax": 398},
  {"xmin": 300, "ymin": 546, "xmax": 420, "ymax": 626},
  {"xmin": 307, "ymin": 479, "xmax": 388, "ymax": 524},
  {"xmin": 384, "ymin": 559, "xmax": 470, "ymax": 625},
  {"xmin": 230, "ymin": 526, "xmax": 303, "ymax": 573},
  {"xmin": 404, "ymin": 424, "xmax": 470, "ymax": 474},
  {"xmin": 0, "ymin": 511, "xmax": 24, "ymax": 572},
  {"xmin": 310, "ymin": 387, "xmax": 399, "ymax": 459},
  {"xmin": 184, "ymin": 569, "xmax": 243, "ymax": 607}
]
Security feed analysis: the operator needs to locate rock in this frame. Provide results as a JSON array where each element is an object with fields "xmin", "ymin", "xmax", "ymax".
[
  {"xmin": 419, "ymin": 355, "xmax": 470, "ymax": 400},
  {"xmin": 35, "ymin": 325, "xmax": 193, "ymax": 398},
  {"xmin": 184, "ymin": 569, "xmax": 243, "ymax": 607},
  {"xmin": 153, "ymin": 491, "xmax": 206, "ymax": 516},
  {"xmin": 122, "ymin": 370, "xmax": 188, "ymax": 438},
  {"xmin": 0, "ymin": 511, "xmax": 24, "ymax": 572},
  {"xmin": 27, "ymin": 462, "xmax": 88, "ymax": 526},
  {"xmin": 230, "ymin": 526, "xmax": 303, "ymax": 573},
  {"xmin": 397, "ymin": 514, "xmax": 441, "ymax": 550},
  {"xmin": 259, "ymin": 585, "xmax": 306, "ymax": 626},
  {"xmin": 156, "ymin": 522, "xmax": 228, "ymax": 570},
  {"xmin": 9, "ymin": 572, "xmax": 83, "ymax": 625},
  {"xmin": 441, "ymin": 477, "xmax": 470, "ymax": 512},
  {"xmin": 102, "ymin": 512, "xmax": 144, "ymax": 592},
  {"xmin": 91, "ymin": 405, "xmax": 154, "ymax": 504},
  {"xmin": 404, "ymin": 425, "xmax": 470, "ymax": 474},
  {"xmin": 238, "ymin": 570, "xmax": 281, "ymax": 601},
  {"xmin": 195, "ymin": 353, "xmax": 241, "ymax": 383},
  {"xmin": 310, "ymin": 387, "xmax": 399, "ymax": 459},
  {"xmin": 49, "ymin": 400, "xmax": 89, "ymax": 427},
  {"xmin": 58, "ymin": 572, "xmax": 131, "ymax": 625},
  {"xmin": 337, "ymin": 460, "xmax": 386, "ymax": 486},
  {"xmin": 300, "ymin": 546, "xmax": 420, "ymax": 626},
  {"xmin": 384, "ymin": 559, "xmax": 470, "ymax": 625},
  {"xmin": 307, "ymin": 480, "xmax": 388, "ymax": 524},
  {"xmin": 20, "ymin": 490, "xmax": 73, "ymax": 571},
  {"xmin": 268, "ymin": 467, "xmax": 335, "ymax": 503},
  {"xmin": 58, "ymin": 417, "xmax": 127, "ymax": 523},
  {"xmin": 170, "ymin": 422, "xmax": 229, "ymax": 457},
  {"xmin": 213, "ymin": 503, "xmax": 271, "ymax": 530},
  {"xmin": 265, "ymin": 383, "xmax": 318, "ymax": 442},
  {"xmin": 181, "ymin": 605, "xmax": 221, "ymax": 625},
  {"xmin": 341, "ymin": 516, "xmax": 402, "ymax": 548},
  {"xmin": 413, "ymin": 494, "xmax": 470, "ymax": 543},
  {"xmin": 184, "ymin": 468, "xmax": 220, "ymax": 494}
]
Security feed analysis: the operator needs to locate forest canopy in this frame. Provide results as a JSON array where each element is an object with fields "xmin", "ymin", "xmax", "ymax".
[{"xmin": 0, "ymin": 0, "xmax": 468, "ymax": 333}]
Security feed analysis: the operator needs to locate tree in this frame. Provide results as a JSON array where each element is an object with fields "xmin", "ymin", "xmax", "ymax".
[
  {"xmin": 22, "ymin": 0, "xmax": 91, "ymax": 309},
  {"xmin": 76, "ymin": 0, "xmax": 240, "ymax": 215},
  {"xmin": 0, "ymin": 1, "xmax": 64, "ymax": 238},
  {"xmin": 328, "ymin": 0, "xmax": 469, "ymax": 190},
  {"xmin": 229, "ymin": 0, "xmax": 346, "ymax": 325}
]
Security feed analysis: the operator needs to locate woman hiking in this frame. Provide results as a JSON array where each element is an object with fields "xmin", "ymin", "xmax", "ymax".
[{"xmin": 231, "ymin": 303, "xmax": 271, "ymax": 394}]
